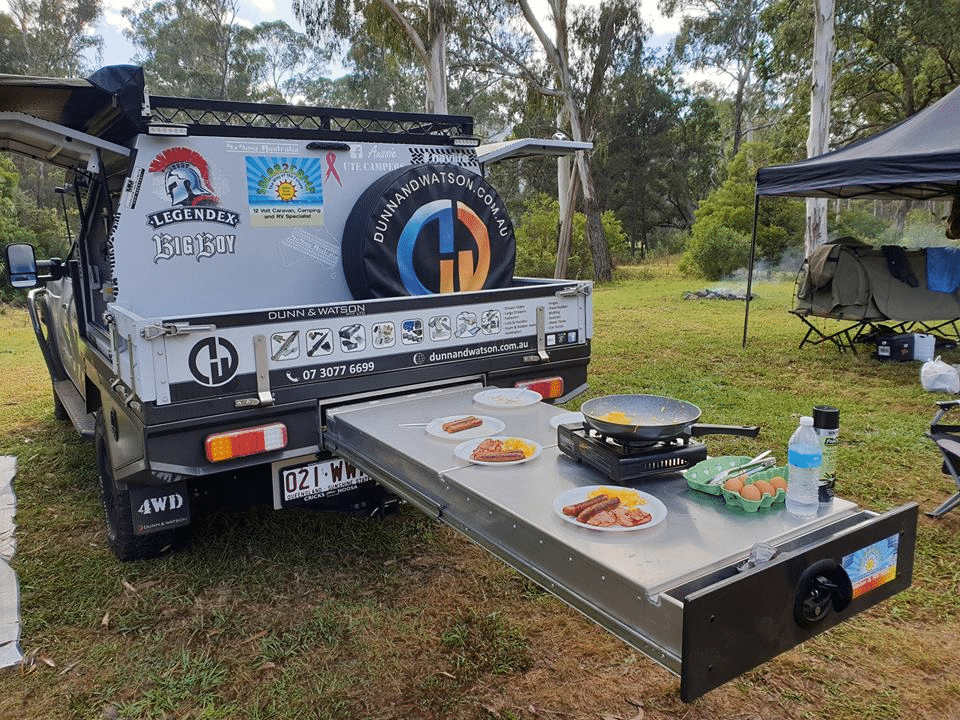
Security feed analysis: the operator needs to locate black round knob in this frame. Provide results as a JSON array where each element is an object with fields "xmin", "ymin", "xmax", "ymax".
[{"xmin": 794, "ymin": 559, "xmax": 853, "ymax": 629}]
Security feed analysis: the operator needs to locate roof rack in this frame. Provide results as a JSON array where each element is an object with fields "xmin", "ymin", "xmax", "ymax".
[{"xmin": 148, "ymin": 95, "xmax": 475, "ymax": 145}]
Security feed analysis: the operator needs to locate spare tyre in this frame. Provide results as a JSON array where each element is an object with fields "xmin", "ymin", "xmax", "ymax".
[{"xmin": 342, "ymin": 163, "xmax": 515, "ymax": 299}]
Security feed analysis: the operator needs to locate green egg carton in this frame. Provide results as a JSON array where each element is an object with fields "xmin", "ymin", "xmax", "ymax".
[
  {"xmin": 685, "ymin": 456, "xmax": 787, "ymax": 512},
  {"xmin": 720, "ymin": 465, "xmax": 788, "ymax": 512},
  {"xmin": 685, "ymin": 456, "xmax": 752, "ymax": 496}
]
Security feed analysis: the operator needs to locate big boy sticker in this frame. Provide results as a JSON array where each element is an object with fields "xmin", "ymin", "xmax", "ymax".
[{"xmin": 342, "ymin": 164, "xmax": 515, "ymax": 299}]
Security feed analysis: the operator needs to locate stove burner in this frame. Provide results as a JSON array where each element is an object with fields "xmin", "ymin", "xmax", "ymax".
[{"xmin": 557, "ymin": 423, "xmax": 708, "ymax": 483}]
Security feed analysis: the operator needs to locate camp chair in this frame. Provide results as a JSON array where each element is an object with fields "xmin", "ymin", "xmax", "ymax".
[{"xmin": 925, "ymin": 399, "xmax": 960, "ymax": 518}]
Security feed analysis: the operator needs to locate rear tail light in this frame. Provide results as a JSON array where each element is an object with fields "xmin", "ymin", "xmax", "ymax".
[
  {"xmin": 515, "ymin": 376, "xmax": 564, "ymax": 400},
  {"xmin": 205, "ymin": 423, "xmax": 288, "ymax": 463}
]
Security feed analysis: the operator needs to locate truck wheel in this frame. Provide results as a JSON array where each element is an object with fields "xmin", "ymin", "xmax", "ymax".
[{"xmin": 94, "ymin": 411, "xmax": 175, "ymax": 561}]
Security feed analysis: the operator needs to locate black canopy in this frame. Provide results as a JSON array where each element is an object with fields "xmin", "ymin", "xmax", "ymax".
[
  {"xmin": 744, "ymin": 86, "xmax": 960, "ymax": 345},
  {"xmin": 755, "ymin": 85, "xmax": 960, "ymax": 200}
]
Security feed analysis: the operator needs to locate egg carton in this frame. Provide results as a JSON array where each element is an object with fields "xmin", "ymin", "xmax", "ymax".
[{"xmin": 685, "ymin": 456, "xmax": 787, "ymax": 512}]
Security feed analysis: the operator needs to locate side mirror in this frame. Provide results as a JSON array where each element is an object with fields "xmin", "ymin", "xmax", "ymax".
[{"xmin": 5, "ymin": 243, "xmax": 39, "ymax": 289}]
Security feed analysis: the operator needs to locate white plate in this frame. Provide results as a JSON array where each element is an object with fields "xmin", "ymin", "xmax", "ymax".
[
  {"xmin": 473, "ymin": 388, "xmax": 542, "ymax": 409},
  {"xmin": 425, "ymin": 415, "xmax": 505, "ymax": 440},
  {"xmin": 454, "ymin": 436, "xmax": 542, "ymax": 466},
  {"xmin": 550, "ymin": 411, "xmax": 584, "ymax": 428},
  {"xmin": 553, "ymin": 486, "xmax": 668, "ymax": 532}
]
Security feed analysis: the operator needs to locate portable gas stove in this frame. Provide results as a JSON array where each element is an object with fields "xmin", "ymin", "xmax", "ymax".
[{"xmin": 557, "ymin": 422, "xmax": 708, "ymax": 483}]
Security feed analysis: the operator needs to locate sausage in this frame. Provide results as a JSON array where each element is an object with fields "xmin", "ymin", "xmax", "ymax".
[
  {"xmin": 443, "ymin": 415, "xmax": 483, "ymax": 433},
  {"xmin": 471, "ymin": 449, "xmax": 527, "ymax": 462},
  {"xmin": 576, "ymin": 496, "xmax": 620, "ymax": 523},
  {"xmin": 562, "ymin": 494, "xmax": 609, "ymax": 516}
]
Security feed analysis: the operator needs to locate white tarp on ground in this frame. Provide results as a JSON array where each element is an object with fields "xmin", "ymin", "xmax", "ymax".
[{"xmin": 0, "ymin": 456, "xmax": 21, "ymax": 668}]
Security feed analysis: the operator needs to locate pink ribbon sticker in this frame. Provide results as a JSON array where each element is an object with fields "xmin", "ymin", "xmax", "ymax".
[{"xmin": 325, "ymin": 152, "xmax": 342, "ymax": 185}]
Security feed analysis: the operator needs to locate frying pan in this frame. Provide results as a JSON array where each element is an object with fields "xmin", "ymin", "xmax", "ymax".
[{"xmin": 580, "ymin": 394, "xmax": 759, "ymax": 443}]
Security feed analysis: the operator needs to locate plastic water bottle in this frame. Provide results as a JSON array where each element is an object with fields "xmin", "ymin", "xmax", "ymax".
[{"xmin": 787, "ymin": 416, "xmax": 822, "ymax": 517}]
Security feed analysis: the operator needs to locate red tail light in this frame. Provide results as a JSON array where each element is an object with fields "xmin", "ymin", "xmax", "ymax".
[
  {"xmin": 205, "ymin": 423, "xmax": 288, "ymax": 462},
  {"xmin": 515, "ymin": 376, "xmax": 564, "ymax": 400}
]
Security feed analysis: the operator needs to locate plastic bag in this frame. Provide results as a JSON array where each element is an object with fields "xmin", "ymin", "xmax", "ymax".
[{"xmin": 921, "ymin": 356, "xmax": 960, "ymax": 394}]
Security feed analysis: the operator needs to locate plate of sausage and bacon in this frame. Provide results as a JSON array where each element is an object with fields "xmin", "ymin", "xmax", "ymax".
[
  {"xmin": 426, "ymin": 415, "xmax": 505, "ymax": 440},
  {"xmin": 553, "ymin": 485, "xmax": 667, "ymax": 531},
  {"xmin": 454, "ymin": 436, "xmax": 542, "ymax": 465}
]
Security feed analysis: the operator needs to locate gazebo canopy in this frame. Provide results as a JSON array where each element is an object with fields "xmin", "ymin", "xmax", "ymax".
[{"xmin": 756, "ymin": 86, "xmax": 960, "ymax": 201}]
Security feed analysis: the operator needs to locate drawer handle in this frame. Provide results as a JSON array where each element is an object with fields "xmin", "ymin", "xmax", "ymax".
[{"xmin": 794, "ymin": 559, "xmax": 853, "ymax": 628}]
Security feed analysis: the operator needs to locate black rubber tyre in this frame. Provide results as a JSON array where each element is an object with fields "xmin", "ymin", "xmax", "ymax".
[
  {"xmin": 94, "ymin": 411, "xmax": 175, "ymax": 561},
  {"xmin": 341, "ymin": 163, "xmax": 516, "ymax": 299}
]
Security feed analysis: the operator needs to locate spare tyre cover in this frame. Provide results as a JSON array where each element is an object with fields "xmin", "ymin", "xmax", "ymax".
[{"xmin": 342, "ymin": 163, "xmax": 515, "ymax": 299}]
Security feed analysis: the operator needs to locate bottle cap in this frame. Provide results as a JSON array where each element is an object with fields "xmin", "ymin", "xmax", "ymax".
[
  {"xmin": 799, "ymin": 416, "xmax": 813, "ymax": 426},
  {"xmin": 813, "ymin": 405, "xmax": 840, "ymax": 429}
]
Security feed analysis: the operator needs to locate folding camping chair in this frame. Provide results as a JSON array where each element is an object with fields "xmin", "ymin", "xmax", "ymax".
[{"xmin": 925, "ymin": 399, "xmax": 960, "ymax": 518}]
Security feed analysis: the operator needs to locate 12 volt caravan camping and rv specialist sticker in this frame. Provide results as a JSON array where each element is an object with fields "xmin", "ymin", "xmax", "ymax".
[{"xmin": 246, "ymin": 156, "xmax": 324, "ymax": 227}]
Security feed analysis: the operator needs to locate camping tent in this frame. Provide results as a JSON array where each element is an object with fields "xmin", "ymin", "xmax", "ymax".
[{"xmin": 743, "ymin": 85, "xmax": 960, "ymax": 345}]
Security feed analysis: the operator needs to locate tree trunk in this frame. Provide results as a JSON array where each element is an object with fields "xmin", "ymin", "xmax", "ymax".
[
  {"xmin": 555, "ymin": 163, "xmax": 579, "ymax": 279},
  {"xmin": 425, "ymin": 20, "xmax": 448, "ymax": 113},
  {"xmin": 805, "ymin": 0, "xmax": 835, "ymax": 256},
  {"xmin": 518, "ymin": 0, "xmax": 613, "ymax": 283}
]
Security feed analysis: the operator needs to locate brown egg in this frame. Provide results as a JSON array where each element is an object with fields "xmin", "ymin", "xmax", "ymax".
[
  {"xmin": 724, "ymin": 475, "xmax": 745, "ymax": 493},
  {"xmin": 752, "ymin": 479, "xmax": 775, "ymax": 497},
  {"xmin": 740, "ymin": 484, "xmax": 762, "ymax": 501},
  {"xmin": 770, "ymin": 476, "xmax": 788, "ymax": 492}
]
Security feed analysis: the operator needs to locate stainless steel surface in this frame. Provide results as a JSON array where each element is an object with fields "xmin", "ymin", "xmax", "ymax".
[{"xmin": 326, "ymin": 384, "xmax": 866, "ymax": 677}]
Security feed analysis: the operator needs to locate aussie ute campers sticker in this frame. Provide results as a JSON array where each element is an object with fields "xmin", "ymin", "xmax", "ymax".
[
  {"xmin": 341, "ymin": 164, "xmax": 515, "ymax": 299},
  {"xmin": 246, "ymin": 156, "xmax": 324, "ymax": 227}
]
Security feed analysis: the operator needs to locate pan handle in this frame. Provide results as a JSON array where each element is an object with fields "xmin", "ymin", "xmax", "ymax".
[{"xmin": 689, "ymin": 424, "xmax": 760, "ymax": 438}]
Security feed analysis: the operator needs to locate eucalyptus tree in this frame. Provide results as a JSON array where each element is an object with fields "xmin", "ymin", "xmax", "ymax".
[
  {"xmin": 293, "ymin": 0, "xmax": 459, "ymax": 113},
  {"xmin": 299, "ymin": 32, "xmax": 424, "ymax": 111},
  {"xmin": 123, "ymin": 0, "xmax": 264, "ymax": 100},
  {"xmin": 594, "ymin": 61, "xmax": 723, "ymax": 254},
  {"xmin": 252, "ymin": 20, "xmax": 326, "ymax": 103},
  {"xmin": 2, "ymin": 0, "xmax": 102, "ymax": 76},
  {"xmin": 660, "ymin": 0, "xmax": 766, "ymax": 156},
  {"xmin": 763, "ymin": 0, "xmax": 960, "ymax": 146},
  {"xmin": 514, "ymin": 0, "xmax": 647, "ymax": 281}
]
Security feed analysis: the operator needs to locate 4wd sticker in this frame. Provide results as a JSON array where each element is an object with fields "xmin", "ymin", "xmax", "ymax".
[
  {"xmin": 130, "ymin": 482, "xmax": 190, "ymax": 535},
  {"xmin": 148, "ymin": 147, "xmax": 236, "ymax": 217}
]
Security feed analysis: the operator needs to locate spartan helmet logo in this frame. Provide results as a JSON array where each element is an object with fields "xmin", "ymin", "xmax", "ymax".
[
  {"xmin": 149, "ymin": 147, "xmax": 220, "ymax": 207},
  {"xmin": 165, "ymin": 164, "xmax": 217, "ymax": 206}
]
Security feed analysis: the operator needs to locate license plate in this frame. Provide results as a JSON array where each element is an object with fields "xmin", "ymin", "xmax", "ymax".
[{"xmin": 279, "ymin": 457, "xmax": 370, "ymax": 502}]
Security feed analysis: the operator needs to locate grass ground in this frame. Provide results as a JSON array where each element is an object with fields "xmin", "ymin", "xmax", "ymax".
[{"xmin": 0, "ymin": 262, "xmax": 958, "ymax": 720}]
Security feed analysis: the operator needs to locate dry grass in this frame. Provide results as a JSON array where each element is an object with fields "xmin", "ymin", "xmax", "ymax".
[{"xmin": 1, "ymin": 265, "xmax": 959, "ymax": 720}]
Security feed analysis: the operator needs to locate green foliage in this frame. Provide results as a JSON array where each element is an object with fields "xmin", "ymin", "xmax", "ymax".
[
  {"xmin": 123, "ymin": 0, "xmax": 266, "ymax": 100},
  {"xmin": 832, "ymin": 205, "xmax": 889, "ymax": 244},
  {"xmin": 678, "ymin": 213, "xmax": 751, "ymax": 279},
  {"xmin": 594, "ymin": 61, "xmax": 724, "ymax": 255},
  {"xmin": 679, "ymin": 141, "xmax": 803, "ymax": 278},
  {"xmin": 0, "ymin": 0, "xmax": 102, "ymax": 76},
  {"xmin": 513, "ymin": 194, "xmax": 628, "ymax": 280}
]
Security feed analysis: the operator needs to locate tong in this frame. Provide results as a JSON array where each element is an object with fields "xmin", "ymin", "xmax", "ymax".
[{"xmin": 707, "ymin": 450, "xmax": 776, "ymax": 486}]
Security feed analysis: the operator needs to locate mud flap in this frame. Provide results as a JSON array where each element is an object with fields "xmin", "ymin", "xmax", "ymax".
[{"xmin": 129, "ymin": 482, "xmax": 191, "ymax": 535}]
